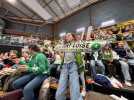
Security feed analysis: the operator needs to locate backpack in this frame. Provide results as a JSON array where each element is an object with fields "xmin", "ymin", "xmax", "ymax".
[{"xmin": 94, "ymin": 74, "xmax": 112, "ymax": 88}]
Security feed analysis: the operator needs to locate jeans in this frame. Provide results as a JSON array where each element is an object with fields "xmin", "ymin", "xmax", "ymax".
[
  {"xmin": 90, "ymin": 60, "xmax": 105, "ymax": 79},
  {"xmin": 12, "ymin": 73, "xmax": 48, "ymax": 100},
  {"xmin": 119, "ymin": 60, "xmax": 131, "ymax": 81},
  {"xmin": 80, "ymin": 71, "xmax": 86, "ymax": 91},
  {"xmin": 12, "ymin": 73, "xmax": 35, "ymax": 89},
  {"xmin": 56, "ymin": 61, "xmax": 83, "ymax": 100},
  {"xmin": 112, "ymin": 60, "xmax": 124, "ymax": 82}
]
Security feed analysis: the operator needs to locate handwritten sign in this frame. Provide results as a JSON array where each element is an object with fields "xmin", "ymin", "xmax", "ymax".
[{"xmin": 54, "ymin": 40, "xmax": 106, "ymax": 51}]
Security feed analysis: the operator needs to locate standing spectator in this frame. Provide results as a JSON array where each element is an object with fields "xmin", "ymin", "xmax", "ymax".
[{"xmin": 56, "ymin": 33, "xmax": 83, "ymax": 100}]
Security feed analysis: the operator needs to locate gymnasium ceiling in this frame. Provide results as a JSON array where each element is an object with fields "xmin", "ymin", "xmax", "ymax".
[{"xmin": 0, "ymin": 0, "xmax": 99, "ymax": 26}]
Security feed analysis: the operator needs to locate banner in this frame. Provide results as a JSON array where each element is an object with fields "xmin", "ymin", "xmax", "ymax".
[{"xmin": 54, "ymin": 40, "xmax": 106, "ymax": 52}]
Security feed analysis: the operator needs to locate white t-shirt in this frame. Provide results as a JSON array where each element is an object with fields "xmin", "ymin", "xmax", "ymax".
[{"xmin": 64, "ymin": 52, "xmax": 75, "ymax": 64}]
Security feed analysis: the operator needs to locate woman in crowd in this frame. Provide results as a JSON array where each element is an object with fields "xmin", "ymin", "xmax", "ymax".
[
  {"xmin": 56, "ymin": 33, "xmax": 83, "ymax": 100},
  {"xmin": 101, "ymin": 44, "xmax": 123, "ymax": 78},
  {"xmin": 12, "ymin": 44, "xmax": 49, "ymax": 100}
]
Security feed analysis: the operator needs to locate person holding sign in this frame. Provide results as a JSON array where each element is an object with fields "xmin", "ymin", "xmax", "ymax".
[{"xmin": 56, "ymin": 33, "xmax": 83, "ymax": 100}]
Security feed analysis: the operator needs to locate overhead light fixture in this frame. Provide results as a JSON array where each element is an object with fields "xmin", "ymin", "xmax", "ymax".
[
  {"xmin": 101, "ymin": 19, "xmax": 116, "ymax": 27},
  {"xmin": 6, "ymin": 0, "xmax": 16, "ymax": 4},
  {"xmin": 76, "ymin": 27, "xmax": 85, "ymax": 33},
  {"xmin": 59, "ymin": 32, "xmax": 66, "ymax": 37},
  {"xmin": 21, "ymin": 0, "xmax": 52, "ymax": 20}
]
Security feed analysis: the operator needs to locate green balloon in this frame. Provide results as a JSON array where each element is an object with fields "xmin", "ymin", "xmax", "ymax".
[{"xmin": 91, "ymin": 42, "xmax": 101, "ymax": 51}]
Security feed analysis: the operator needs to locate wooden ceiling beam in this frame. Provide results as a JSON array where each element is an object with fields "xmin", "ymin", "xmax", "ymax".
[
  {"xmin": 0, "ymin": 16, "xmax": 42, "ymax": 26},
  {"xmin": 42, "ymin": 0, "xmax": 59, "ymax": 19},
  {"xmin": 41, "ymin": 0, "xmax": 54, "ymax": 7},
  {"xmin": 6, "ymin": 16, "xmax": 44, "ymax": 23},
  {"xmin": 54, "ymin": 0, "xmax": 66, "ymax": 15},
  {"xmin": 55, "ymin": 0, "xmax": 101, "ymax": 23},
  {"xmin": 4, "ymin": 1, "xmax": 32, "ymax": 19}
]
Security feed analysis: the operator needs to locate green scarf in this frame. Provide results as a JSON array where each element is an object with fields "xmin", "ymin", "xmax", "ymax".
[{"xmin": 102, "ymin": 50, "xmax": 113, "ymax": 61}]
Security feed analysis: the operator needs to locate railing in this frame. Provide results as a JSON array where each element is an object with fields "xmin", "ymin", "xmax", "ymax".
[{"xmin": 0, "ymin": 34, "xmax": 41, "ymax": 46}]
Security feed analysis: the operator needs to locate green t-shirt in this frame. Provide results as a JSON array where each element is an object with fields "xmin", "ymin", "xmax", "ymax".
[{"xmin": 27, "ymin": 53, "xmax": 49, "ymax": 75}]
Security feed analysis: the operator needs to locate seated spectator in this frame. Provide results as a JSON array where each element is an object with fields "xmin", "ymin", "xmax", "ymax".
[
  {"xmin": 2, "ymin": 50, "xmax": 18, "ymax": 68},
  {"xmin": 0, "ymin": 51, "xmax": 30, "ymax": 92},
  {"xmin": 0, "ymin": 51, "xmax": 19, "ymax": 89},
  {"xmin": 89, "ymin": 43, "xmax": 105, "ymax": 79},
  {"xmin": 125, "ymin": 44, "xmax": 134, "ymax": 66},
  {"xmin": 101, "ymin": 44, "xmax": 123, "ymax": 81},
  {"xmin": 114, "ymin": 41, "xmax": 132, "ymax": 86},
  {"xmin": 12, "ymin": 44, "xmax": 49, "ymax": 100}
]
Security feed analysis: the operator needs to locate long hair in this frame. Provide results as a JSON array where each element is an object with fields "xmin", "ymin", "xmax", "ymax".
[
  {"xmin": 64, "ymin": 33, "xmax": 76, "ymax": 44},
  {"xmin": 102, "ymin": 43, "xmax": 112, "ymax": 52}
]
